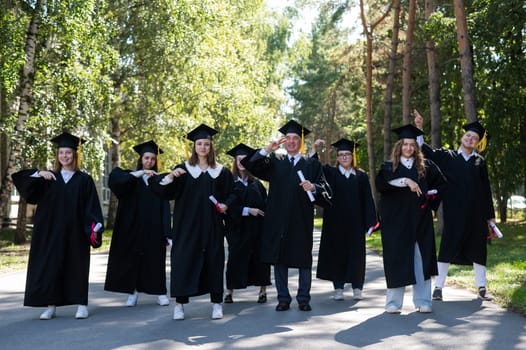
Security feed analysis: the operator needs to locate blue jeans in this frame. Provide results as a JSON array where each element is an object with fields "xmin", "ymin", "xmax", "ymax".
[
  {"xmin": 274, "ymin": 264, "xmax": 311, "ymax": 304},
  {"xmin": 385, "ymin": 243, "xmax": 432, "ymax": 309}
]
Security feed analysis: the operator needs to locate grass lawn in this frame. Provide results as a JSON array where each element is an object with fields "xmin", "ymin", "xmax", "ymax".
[
  {"xmin": 365, "ymin": 220, "xmax": 526, "ymax": 315},
  {"xmin": 0, "ymin": 228, "xmax": 112, "ymax": 274}
]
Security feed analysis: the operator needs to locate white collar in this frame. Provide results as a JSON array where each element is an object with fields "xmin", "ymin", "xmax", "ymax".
[
  {"xmin": 457, "ymin": 147, "xmax": 476, "ymax": 160},
  {"xmin": 338, "ymin": 165, "xmax": 356, "ymax": 177},
  {"xmin": 61, "ymin": 169, "xmax": 75, "ymax": 183},
  {"xmin": 185, "ymin": 161, "xmax": 223, "ymax": 179},
  {"xmin": 236, "ymin": 176, "xmax": 248, "ymax": 186},
  {"xmin": 400, "ymin": 156, "xmax": 414, "ymax": 169}
]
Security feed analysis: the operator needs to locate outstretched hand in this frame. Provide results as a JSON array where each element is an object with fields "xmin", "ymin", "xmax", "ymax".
[{"xmin": 413, "ymin": 109, "xmax": 424, "ymax": 130}]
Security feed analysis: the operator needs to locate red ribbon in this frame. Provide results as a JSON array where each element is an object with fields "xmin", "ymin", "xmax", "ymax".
[
  {"xmin": 420, "ymin": 194, "xmax": 437, "ymax": 209},
  {"xmin": 90, "ymin": 222, "xmax": 99, "ymax": 246}
]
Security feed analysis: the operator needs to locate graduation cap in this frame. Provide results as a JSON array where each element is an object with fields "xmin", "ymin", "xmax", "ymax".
[
  {"xmin": 278, "ymin": 120, "xmax": 310, "ymax": 154},
  {"xmin": 391, "ymin": 124, "xmax": 424, "ymax": 140},
  {"xmin": 186, "ymin": 124, "xmax": 218, "ymax": 142},
  {"xmin": 133, "ymin": 140, "xmax": 164, "ymax": 155},
  {"xmin": 227, "ymin": 143, "xmax": 255, "ymax": 158},
  {"xmin": 331, "ymin": 138, "xmax": 358, "ymax": 152},
  {"xmin": 51, "ymin": 132, "xmax": 84, "ymax": 150},
  {"xmin": 278, "ymin": 120, "xmax": 311, "ymax": 136},
  {"xmin": 332, "ymin": 138, "xmax": 359, "ymax": 168},
  {"xmin": 463, "ymin": 120, "xmax": 487, "ymax": 152},
  {"xmin": 462, "ymin": 120, "xmax": 485, "ymax": 139}
]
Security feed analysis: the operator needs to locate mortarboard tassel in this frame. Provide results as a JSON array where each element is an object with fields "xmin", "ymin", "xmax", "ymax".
[
  {"xmin": 157, "ymin": 145, "xmax": 161, "ymax": 171},
  {"xmin": 475, "ymin": 131, "xmax": 487, "ymax": 152},
  {"xmin": 353, "ymin": 142, "xmax": 357, "ymax": 168},
  {"xmin": 185, "ymin": 137, "xmax": 190, "ymax": 159},
  {"xmin": 300, "ymin": 127, "xmax": 305, "ymax": 154},
  {"xmin": 77, "ymin": 138, "xmax": 82, "ymax": 168}
]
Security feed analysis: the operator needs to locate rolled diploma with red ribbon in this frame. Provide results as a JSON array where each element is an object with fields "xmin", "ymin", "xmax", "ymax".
[
  {"xmin": 489, "ymin": 221, "xmax": 503, "ymax": 238},
  {"xmin": 91, "ymin": 222, "xmax": 102, "ymax": 245},
  {"xmin": 297, "ymin": 170, "xmax": 315, "ymax": 202},
  {"xmin": 209, "ymin": 195, "xmax": 222, "ymax": 213}
]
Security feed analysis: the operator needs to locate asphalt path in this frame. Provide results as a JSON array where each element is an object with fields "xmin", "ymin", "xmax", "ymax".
[{"xmin": 1, "ymin": 230, "xmax": 525, "ymax": 349}]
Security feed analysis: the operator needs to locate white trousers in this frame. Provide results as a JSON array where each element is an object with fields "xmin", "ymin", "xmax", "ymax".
[{"xmin": 434, "ymin": 261, "xmax": 486, "ymax": 288}]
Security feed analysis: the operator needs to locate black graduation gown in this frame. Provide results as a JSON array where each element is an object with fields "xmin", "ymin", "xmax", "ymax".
[
  {"xmin": 241, "ymin": 152, "xmax": 324, "ymax": 268},
  {"xmin": 149, "ymin": 162, "xmax": 235, "ymax": 298},
  {"xmin": 12, "ymin": 169, "xmax": 104, "ymax": 307},
  {"xmin": 316, "ymin": 166, "xmax": 377, "ymax": 285},
  {"xmin": 421, "ymin": 145, "xmax": 495, "ymax": 265},
  {"xmin": 104, "ymin": 168, "xmax": 170, "ymax": 295},
  {"xmin": 225, "ymin": 178, "xmax": 271, "ymax": 289},
  {"xmin": 376, "ymin": 159, "xmax": 446, "ymax": 288}
]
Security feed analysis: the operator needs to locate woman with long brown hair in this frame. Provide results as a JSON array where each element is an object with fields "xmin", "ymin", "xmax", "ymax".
[
  {"xmin": 149, "ymin": 124, "xmax": 235, "ymax": 320},
  {"xmin": 376, "ymin": 124, "xmax": 445, "ymax": 314}
]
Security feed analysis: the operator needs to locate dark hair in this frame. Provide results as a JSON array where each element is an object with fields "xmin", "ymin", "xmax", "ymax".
[
  {"xmin": 188, "ymin": 138, "xmax": 216, "ymax": 167},
  {"xmin": 232, "ymin": 156, "xmax": 255, "ymax": 182},
  {"xmin": 390, "ymin": 139, "xmax": 426, "ymax": 179},
  {"xmin": 53, "ymin": 148, "xmax": 80, "ymax": 172}
]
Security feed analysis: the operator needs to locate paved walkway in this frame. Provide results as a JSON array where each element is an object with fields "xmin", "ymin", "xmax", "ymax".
[{"xmin": 0, "ymin": 230, "xmax": 525, "ymax": 349}]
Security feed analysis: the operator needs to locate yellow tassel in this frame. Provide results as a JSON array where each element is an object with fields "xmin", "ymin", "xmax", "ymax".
[
  {"xmin": 157, "ymin": 145, "xmax": 161, "ymax": 171},
  {"xmin": 353, "ymin": 142, "xmax": 357, "ymax": 168},
  {"xmin": 185, "ymin": 137, "xmax": 190, "ymax": 159},
  {"xmin": 77, "ymin": 138, "xmax": 82, "ymax": 168},
  {"xmin": 476, "ymin": 131, "xmax": 487, "ymax": 152},
  {"xmin": 300, "ymin": 127, "xmax": 305, "ymax": 154}
]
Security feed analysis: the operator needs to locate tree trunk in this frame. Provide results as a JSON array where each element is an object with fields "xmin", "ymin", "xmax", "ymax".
[
  {"xmin": 453, "ymin": 0, "xmax": 477, "ymax": 122},
  {"xmin": 424, "ymin": 0, "xmax": 444, "ymax": 234},
  {"xmin": 14, "ymin": 196, "xmax": 27, "ymax": 244},
  {"xmin": 424, "ymin": 0, "xmax": 442, "ymax": 149},
  {"xmin": 360, "ymin": 0, "xmax": 392, "ymax": 206},
  {"xmin": 383, "ymin": 0, "xmax": 401, "ymax": 161},
  {"xmin": 105, "ymin": 116, "xmax": 122, "ymax": 229},
  {"xmin": 0, "ymin": 0, "xmax": 44, "ymax": 227},
  {"xmin": 402, "ymin": 0, "xmax": 416, "ymax": 124}
]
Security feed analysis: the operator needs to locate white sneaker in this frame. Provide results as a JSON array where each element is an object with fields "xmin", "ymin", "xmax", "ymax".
[
  {"xmin": 417, "ymin": 305, "xmax": 432, "ymax": 313},
  {"xmin": 125, "ymin": 291, "xmax": 138, "ymax": 307},
  {"xmin": 211, "ymin": 303, "xmax": 223, "ymax": 319},
  {"xmin": 353, "ymin": 288, "xmax": 363, "ymax": 300},
  {"xmin": 173, "ymin": 303, "xmax": 184, "ymax": 320},
  {"xmin": 157, "ymin": 295, "xmax": 170, "ymax": 306},
  {"xmin": 75, "ymin": 305, "xmax": 89, "ymax": 319},
  {"xmin": 333, "ymin": 288, "xmax": 344, "ymax": 301},
  {"xmin": 385, "ymin": 306, "xmax": 401, "ymax": 314},
  {"xmin": 39, "ymin": 306, "xmax": 56, "ymax": 320}
]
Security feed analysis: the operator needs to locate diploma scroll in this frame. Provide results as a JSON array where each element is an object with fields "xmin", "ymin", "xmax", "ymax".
[
  {"xmin": 90, "ymin": 222, "xmax": 103, "ymax": 248},
  {"xmin": 209, "ymin": 195, "xmax": 223, "ymax": 213},
  {"xmin": 297, "ymin": 170, "xmax": 315, "ymax": 202},
  {"xmin": 489, "ymin": 221, "xmax": 503, "ymax": 238}
]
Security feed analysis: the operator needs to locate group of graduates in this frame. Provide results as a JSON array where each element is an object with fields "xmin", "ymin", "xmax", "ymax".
[{"xmin": 12, "ymin": 112, "xmax": 495, "ymax": 321}]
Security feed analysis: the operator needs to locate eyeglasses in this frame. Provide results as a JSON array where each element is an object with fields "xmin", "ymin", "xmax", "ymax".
[{"xmin": 337, "ymin": 153, "xmax": 353, "ymax": 158}]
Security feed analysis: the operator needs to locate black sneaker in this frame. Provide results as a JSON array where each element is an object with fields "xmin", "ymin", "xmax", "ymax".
[
  {"xmin": 432, "ymin": 287, "xmax": 443, "ymax": 301},
  {"xmin": 478, "ymin": 287, "xmax": 492, "ymax": 300},
  {"xmin": 223, "ymin": 294, "xmax": 233, "ymax": 303},
  {"xmin": 257, "ymin": 293, "xmax": 267, "ymax": 303}
]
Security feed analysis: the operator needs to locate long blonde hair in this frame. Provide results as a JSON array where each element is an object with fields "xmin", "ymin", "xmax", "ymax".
[{"xmin": 390, "ymin": 139, "xmax": 426, "ymax": 179}]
